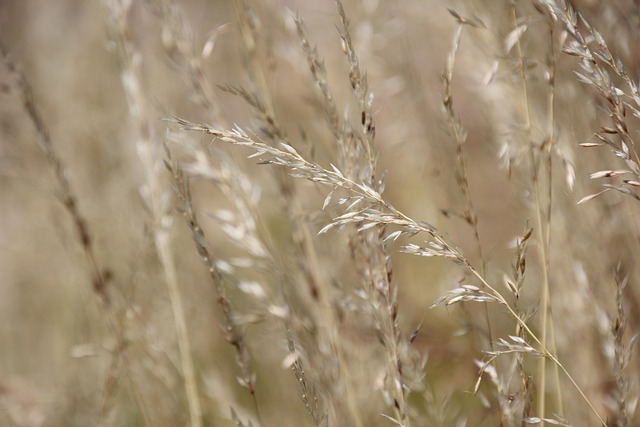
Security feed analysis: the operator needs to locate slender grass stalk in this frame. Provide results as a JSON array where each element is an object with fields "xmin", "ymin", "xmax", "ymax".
[
  {"xmin": 441, "ymin": 17, "xmax": 493, "ymax": 353},
  {"xmin": 106, "ymin": 2, "xmax": 202, "ymax": 426},
  {"xmin": 540, "ymin": 5, "xmax": 565, "ymax": 414},
  {"xmin": 508, "ymin": 2, "xmax": 558, "ymax": 421}
]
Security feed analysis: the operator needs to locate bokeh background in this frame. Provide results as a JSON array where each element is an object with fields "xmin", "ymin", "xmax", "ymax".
[{"xmin": 1, "ymin": 0, "xmax": 639, "ymax": 425}]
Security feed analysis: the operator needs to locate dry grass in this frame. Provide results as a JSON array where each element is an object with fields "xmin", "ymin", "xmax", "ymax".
[{"xmin": 1, "ymin": 0, "xmax": 640, "ymax": 426}]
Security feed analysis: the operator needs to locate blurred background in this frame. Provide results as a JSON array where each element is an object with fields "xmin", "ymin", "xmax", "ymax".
[{"xmin": 1, "ymin": 0, "xmax": 639, "ymax": 425}]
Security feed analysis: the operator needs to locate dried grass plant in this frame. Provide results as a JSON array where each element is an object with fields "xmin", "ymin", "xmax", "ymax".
[{"xmin": 1, "ymin": 0, "xmax": 640, "ymax": 426}]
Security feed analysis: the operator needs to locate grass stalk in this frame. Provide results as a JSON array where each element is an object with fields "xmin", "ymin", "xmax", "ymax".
[{"xmin": 106, "ymin": 2, "xmax": 202, "ymax": 426}]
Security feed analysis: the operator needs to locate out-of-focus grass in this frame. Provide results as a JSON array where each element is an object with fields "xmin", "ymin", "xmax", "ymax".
[{"xmin": 0, "ymin": 0, "xmax": 639, "ymax": 426}]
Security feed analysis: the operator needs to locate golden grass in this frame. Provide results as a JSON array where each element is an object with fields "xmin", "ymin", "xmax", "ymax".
[{"xmin": 1, "ymin": 0, "xmax": 639, "ymax": 426}]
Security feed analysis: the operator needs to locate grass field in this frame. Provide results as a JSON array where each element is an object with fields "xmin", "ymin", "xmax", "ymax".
[{"xmin": 1, "ymin": 0, "xmax": 639, "ymax": 425}]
